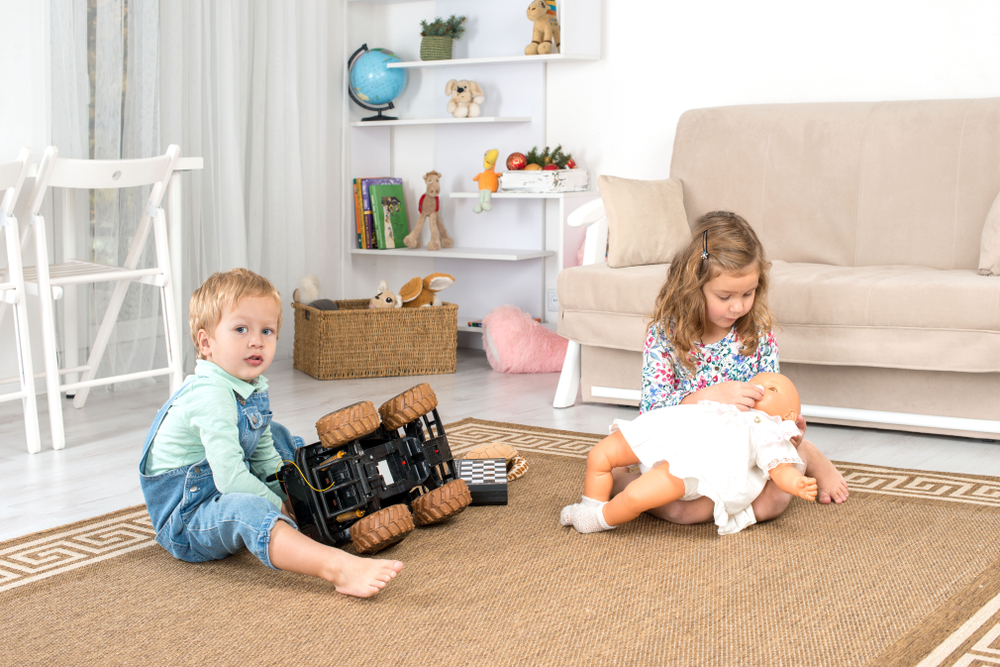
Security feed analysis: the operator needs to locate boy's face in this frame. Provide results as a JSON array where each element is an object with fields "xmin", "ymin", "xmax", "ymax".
[{"xmin": 198, "ymin": 295, "xmax": 280, "ymax": 382}]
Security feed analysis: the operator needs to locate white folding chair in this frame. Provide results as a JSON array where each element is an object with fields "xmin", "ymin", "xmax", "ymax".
[
  {"xmin": 0, "ymin": 148, "xmax": 42, "ymax": 453},
  {"xmin": 22, "ymin": 145, "xmax": 184, "ymax": 450}
]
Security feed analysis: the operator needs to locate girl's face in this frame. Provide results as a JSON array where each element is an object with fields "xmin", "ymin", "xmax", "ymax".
[
  {"xmin": 198, "ymin": 295, "xmax": 280, "ymax": 382},
  {"xmin": 701, "ymin": 269, "xmax": 759, "ymax": 343}
]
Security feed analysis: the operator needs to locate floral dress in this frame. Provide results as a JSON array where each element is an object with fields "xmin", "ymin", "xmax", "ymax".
[{"xmin": 640, "ymin": 322, "xmax": 779, "ymax": 413}]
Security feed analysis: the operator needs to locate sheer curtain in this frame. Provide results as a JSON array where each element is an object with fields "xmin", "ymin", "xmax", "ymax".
[
  {"xmin": 159, "ymin": 0, "xmax": 339, "ymax": 370},
  {"xmin": 47, "ymin": 0, "xmax": 340, "ymax": 380}
]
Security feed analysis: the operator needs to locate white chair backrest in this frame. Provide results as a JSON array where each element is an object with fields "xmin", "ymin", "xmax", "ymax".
[
  {"xmin": 28, "ymin": 144, "xmax": 180, "ymax": 216},
  {"xmin": 0, "ymin": 147, "xmax": 32, "ymax": 219}
]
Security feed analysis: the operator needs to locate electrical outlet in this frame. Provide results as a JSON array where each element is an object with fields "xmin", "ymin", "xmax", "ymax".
[{"xmin": 547, "ymin": 289, "xmax": 559, "ymax": 312}]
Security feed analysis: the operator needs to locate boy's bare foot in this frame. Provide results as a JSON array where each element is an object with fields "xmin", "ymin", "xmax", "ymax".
[
  {"xmin": 328, "ymin": 550, "xmax": 404, "ymax": 598},
  {"xmin": 800, "ymin": 440, "xmax": 849, "ymax": 504}
]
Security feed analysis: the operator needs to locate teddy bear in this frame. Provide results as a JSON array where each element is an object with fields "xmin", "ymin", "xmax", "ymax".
[
  {"xmin": 524, "ymin": 0, "xmax": 560, "ymax": 55},
  {"xmin": 399, "ymin": 273, "xmax": 455, "ymax": 308},
  {"xmin": 445, "ymin": 79, "xmax": 485, "ymax": 118}
]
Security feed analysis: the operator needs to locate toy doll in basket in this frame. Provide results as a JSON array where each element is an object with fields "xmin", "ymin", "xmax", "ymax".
[{"xmin": 560, "ymin": 372, "xmax": 817, "ymax": 536}]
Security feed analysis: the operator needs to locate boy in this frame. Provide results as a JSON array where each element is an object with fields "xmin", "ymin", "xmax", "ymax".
[{"xmin": 139, "ymin": 268, "xmax": 402, "ymax": 597}]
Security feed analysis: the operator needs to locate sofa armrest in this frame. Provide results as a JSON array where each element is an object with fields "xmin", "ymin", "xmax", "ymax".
[{"xmin": 568, "ymin": 197, "xmax": 607, "ymax": 266}]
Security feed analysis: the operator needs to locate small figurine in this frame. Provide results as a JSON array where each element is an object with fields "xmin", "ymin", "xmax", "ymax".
[
  {"xmin": 473, "ymin": 149, "xmax": 499, "ymax": 214},
  {"xmin": 524, "ymin": 0, "xmax": 560, "ymax": 55},
  {"xmin": 445, "ymin": 79, "xmax": 485, "ymax": 118},
  {"xmin": 404, "ymin": 171, "xmax": 453, "ymax": 251},
  {"xmin": 560, "ymin": 372, "xmax": 817, "ymax": 536}
]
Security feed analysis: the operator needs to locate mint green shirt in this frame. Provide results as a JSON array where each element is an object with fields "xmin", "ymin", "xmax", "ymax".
[{"xmin": 145, "ymin": 360, "xmax": 285, "ymax": 508}]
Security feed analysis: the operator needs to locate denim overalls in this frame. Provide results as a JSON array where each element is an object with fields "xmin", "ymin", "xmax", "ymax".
[{"xmin": 139, "ymin": 381, "xmax": 303, "ymax": 569}]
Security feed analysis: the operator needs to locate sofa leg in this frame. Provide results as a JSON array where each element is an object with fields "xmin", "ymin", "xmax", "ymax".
[{"xmin": 553, "ymin": 340, "xmax": 581, "ymax": 408}]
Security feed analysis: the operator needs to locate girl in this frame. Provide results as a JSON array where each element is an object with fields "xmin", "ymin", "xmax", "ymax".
[{"xmin": 615, "ymin": 211, "xmax": 848, "ymax": 525}]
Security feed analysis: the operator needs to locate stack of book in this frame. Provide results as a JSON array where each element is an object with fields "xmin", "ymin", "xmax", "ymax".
[{"xmin": 353, "ymin": 177, "xmax": 411, "ymax": 249}]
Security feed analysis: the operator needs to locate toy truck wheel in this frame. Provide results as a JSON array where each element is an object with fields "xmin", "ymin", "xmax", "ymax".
[
  {"xmin": 350, "ymin": 504, "xmax": 415, "ymax": 554},
  {"xmin": 316, "ymin": 400, "xmax": 380, "ymax": 448},
  {"xmin": 412, "ymin": 479, "xmax": 472, "ymax": 526},
  {"xmin": 379, "ymin": 383, "xmax": 439, "ymax": 432}
]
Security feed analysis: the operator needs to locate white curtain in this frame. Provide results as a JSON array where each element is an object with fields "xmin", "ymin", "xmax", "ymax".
[
  {"xmin": 159, "ymin": 0, "xmax": 339, "ymax": 371},
  {"xmin": 46, "ymin": 0, "xmax": 340, "ymax": 379}
]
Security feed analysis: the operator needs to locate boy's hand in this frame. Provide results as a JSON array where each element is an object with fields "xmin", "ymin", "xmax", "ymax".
[
  {"xmin": 699, "ymin": 381, "xmax": 765, "ymax": 411},
  {"xmin": 791, "ymin": 414, "xmax": 807, "ymax": 447}
]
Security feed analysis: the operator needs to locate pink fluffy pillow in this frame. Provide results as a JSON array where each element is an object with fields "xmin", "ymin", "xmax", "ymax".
[{"xmin": 482, "ymin": 305, "xmax": 569, "ymax": 373}]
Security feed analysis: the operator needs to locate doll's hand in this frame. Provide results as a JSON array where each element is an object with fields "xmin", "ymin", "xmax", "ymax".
[
  {"xmin": 795, "ymin": 476, "xmax": 818, "ymax": 502},
  {"xmin": 699, "ymin": 381, "xmax": 765, "ymax": 411},
  {"xmin": 790, "ymin": 414, "xmax": 807, "ymax": 448}
]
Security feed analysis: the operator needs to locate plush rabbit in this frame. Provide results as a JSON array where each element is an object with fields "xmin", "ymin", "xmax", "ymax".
[{"xmin": 369, "ymin": 280, "xmax": 402, "ymax": 309}]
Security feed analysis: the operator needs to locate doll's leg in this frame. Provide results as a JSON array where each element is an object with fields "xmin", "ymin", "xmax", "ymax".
[
  {"xmin": 482, "ymin": 190, "xmax": 492, "ymax": 211},
  {"xmin": 474, "ymin": 190, "xmax": 487, "ymax": 213},
  {"xmin": 611, "ymin": 467, "xmax": 715, "ymax": 525},
  {"xmin": 602, "ymin": 462, "xmax": 688, "ymax": 527},
  {"xmin": 583, "ymin": 431, "xmax": 639, "ymax": 502}
]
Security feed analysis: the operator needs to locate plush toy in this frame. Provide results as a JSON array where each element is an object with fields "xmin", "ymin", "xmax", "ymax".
[
  {"xmin": 473, "ymin": 149, "xmax": 499, "ymax": 214},
  {"xmin": 482, "ymin": 305, "xmax": 568, "ymax": 373},
  {"xmin": 463, "ymin": 442, "xmax": 529, "ymax": 482},
  {"xmin": 293, "ymin": 274, "xmax": 338, "ymax": 310},
  {"xmin": 445, "ymin": 79, "xmax": 485, "ymax": 118},
  {"xmin": 369, "ymin": 280, "xmax": 402, "ymax": 309},
  {"xmin": 399, "ymin": 272, "xmax": 455, "ymax": 308},
  {"xmin": 524, "ymin": 0, "xmax": 560, "ymax": 55},
  {"xmin": 404, "ymin": 171, "xmax": 453, "ymax": 251}
]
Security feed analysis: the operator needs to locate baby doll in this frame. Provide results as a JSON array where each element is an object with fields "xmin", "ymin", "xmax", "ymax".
[{"xmin": 560, "ymin": 372, "xmax": 817, "ymax": 536}]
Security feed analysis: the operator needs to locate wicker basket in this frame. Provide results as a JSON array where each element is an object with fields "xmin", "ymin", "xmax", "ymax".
[
  {"xmin": 292, "ymin": 300, "xmax": 457, "ymax": 380},
  {"xmin": 420, "ymin": 36, "xmax": 453, "ymax": 61}
]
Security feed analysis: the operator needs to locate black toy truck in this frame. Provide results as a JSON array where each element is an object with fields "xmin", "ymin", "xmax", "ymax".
[{"xmin": 271, "ymin": 383, "xmax": 471, "ymax": 553}]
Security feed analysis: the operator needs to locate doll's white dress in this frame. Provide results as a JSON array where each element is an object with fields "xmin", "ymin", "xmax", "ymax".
[{"xmin": 613, "ymin": 401, "xmax": 804, "ymax": 535}]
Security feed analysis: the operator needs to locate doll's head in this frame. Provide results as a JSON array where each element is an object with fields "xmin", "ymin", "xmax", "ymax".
[{"xmin": 750, "ymin": 372, "xmax": 800, "ymax": 422}]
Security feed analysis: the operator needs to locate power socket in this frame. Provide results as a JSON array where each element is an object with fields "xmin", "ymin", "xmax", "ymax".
[{"xmin": 547, "ymin": 289, "xmax": 559, "ymax": 312}]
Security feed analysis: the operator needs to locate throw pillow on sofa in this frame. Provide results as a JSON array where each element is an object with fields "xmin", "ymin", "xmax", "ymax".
[
  {"xmin": 598, "ymin": 175, "xmax": 691, "ymax": 269},
  {"xmin": 980, "ymin": 189, "xmax": 1000, "ymax": 276}
]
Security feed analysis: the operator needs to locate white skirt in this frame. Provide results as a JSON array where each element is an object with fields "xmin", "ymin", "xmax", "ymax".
[{"xmin": 614, "ymin": 401, "xmax": 803, "ymax": 535}]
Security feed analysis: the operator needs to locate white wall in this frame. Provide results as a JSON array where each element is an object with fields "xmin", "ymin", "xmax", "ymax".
[
  {"xmin": 547, "ymin": 0, "xmax": 1000, "ymax": 181},
  {"xmin": 0, "ymin": 1, "xmax": 50, "ymax": 160}
]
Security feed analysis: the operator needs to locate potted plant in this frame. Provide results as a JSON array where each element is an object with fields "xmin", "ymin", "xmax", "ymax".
[{"xmin": 419, "ymin": 15, "xmax": 467, "ymax": 61}]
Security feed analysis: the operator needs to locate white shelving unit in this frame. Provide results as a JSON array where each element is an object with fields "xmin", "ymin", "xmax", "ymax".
[{"xmin": 344, "ymin": 0, "xmax": 601, "ymax": 342}]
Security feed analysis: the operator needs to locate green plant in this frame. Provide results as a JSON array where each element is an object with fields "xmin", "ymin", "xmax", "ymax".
[
  {"xmin": 420, "ymin": 15, "xmax": 467, "ymax": 40},
  {"xmin": 526, "ymin": 145, "xmax": 574, "ymax": 169}
]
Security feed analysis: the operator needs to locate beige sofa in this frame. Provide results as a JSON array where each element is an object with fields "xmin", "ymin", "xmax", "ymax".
[{"xmin": 555, "ymin": 98, "xmax": 1000, "ymax": 440}]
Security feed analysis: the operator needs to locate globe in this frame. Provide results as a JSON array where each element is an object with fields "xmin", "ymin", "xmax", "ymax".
[{"xmin": 348, "ymin": 45, "xmax": 407, "ymax": 121}]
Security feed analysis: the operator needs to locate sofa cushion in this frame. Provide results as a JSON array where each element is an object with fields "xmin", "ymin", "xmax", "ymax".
[
  {"xmin": 981, "ymin": 189, "xmax": 1000, "ymax": 276},
  {"xmin": 597, "ymin": 175, "xmax": 690, "ymax": 269},
  {"xmin": 557, "ymin": 260, "xmax": 1000, "ymax": 373}
]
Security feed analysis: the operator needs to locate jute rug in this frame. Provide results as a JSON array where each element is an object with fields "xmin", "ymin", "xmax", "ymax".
[{"xmin": 4, "ymin": 418, "xmax": 1000, "ymax": 667}]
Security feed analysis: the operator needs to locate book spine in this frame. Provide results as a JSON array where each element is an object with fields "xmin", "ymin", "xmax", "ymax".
[{"xmin": 353, "ymin": 179, "xmax": 363, "ymax": 249}]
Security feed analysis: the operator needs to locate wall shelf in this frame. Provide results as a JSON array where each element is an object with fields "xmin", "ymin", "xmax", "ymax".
[
  {"xmin": 449, "ymin": 190, "xmax": 594, "ymax": 199},
  {"xmin": 350, "ymin": 116, "xmax": 530, "ymax": 127},
  {"xmin": 388, "ymin": 54, "xmax": 600, "ymax": 69},
  {"xmin": 351, "ymin": 247, "xmax": 554, "ymax": 261}
]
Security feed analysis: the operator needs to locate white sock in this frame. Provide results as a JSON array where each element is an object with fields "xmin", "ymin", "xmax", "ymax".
[{"xmin": 560, "ymin": 496, "xmax": 615, "ymax": 534}]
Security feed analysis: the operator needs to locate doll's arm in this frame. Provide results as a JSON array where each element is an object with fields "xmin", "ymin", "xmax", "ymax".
[{"xmin": 768, "ymin": 463, "xmax": 817, "ymax": 502}]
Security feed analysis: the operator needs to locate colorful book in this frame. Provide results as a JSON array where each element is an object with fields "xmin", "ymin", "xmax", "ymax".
[
  {"xmin": 353, "ymin": 179, "xmax": 364, "ymax": 248},
  {"xmin": 360, "ymin": 178, "xmax": 401, "ymax": 249},
  {"xmin": 369, "ymin": 182, "xmax": 410, "ymax": 249}
]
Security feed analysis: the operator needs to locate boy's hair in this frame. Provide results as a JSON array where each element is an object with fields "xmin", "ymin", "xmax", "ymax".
[
  {"xmin": 650, "ymin": 211, "xmax": 773, "ymax": 372},
  {"xmin": 189, "ymin": 268, "xmax": 283, "ymax": 359}
]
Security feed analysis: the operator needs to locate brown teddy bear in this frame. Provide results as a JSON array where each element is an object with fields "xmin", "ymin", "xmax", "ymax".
[{"xmin": 524, "ymin": 0, "xmax": 560, "ymax": 55}]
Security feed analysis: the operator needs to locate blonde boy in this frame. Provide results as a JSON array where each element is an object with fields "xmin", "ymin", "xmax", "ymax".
[{"xmin": 139, "ymin": 268, "xmax": 402, "ymax": 597}]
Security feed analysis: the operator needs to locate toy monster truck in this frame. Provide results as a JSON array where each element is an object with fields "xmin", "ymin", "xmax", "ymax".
[{"xmin": 271, "ymin": 383, "xmax": 472, "ymax": 554}]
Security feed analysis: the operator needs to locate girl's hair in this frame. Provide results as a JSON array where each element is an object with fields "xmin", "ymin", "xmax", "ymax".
[
  {"xmin": 650, "ymin": 210, "xmax": 773, "ymax": 372},
  {"xmin": 189, "ymin": 268, "xmax": 283, "ymax": 359}
]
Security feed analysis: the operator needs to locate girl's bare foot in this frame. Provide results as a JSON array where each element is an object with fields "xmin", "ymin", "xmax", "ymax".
[
  {"xmin": 800, "ymin": 440, "xmax": 849, "ymax": 504},
  {"xmin": 328, "ymin": 551, "xmax": 404, "ymax": 598}
]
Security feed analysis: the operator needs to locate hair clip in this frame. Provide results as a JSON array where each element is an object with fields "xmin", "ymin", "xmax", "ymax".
[{"xmin": 700, "ymin": 230, "xmax": 710, "ymax": 260}]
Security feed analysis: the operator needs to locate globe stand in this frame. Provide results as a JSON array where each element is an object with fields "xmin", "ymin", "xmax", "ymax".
[{"xmin": 348, "ymin": 43, "xmax": 405, "ymax": 122}]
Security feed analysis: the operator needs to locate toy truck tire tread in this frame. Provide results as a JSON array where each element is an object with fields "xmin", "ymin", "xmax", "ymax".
[
  {"xmin": 412, "ymin": 479, "xmax": 472, "ymax": 526},
  {"xmin": 316, "ymin": 400, "xmax": 380, "ymax": 448},
  {"xmin": 350, "ymin": 504, "xmax": 415, "ymax": 554},
  {"xmin": 379, "ymin": 383, "xmax": 439, "ymax": 431}
]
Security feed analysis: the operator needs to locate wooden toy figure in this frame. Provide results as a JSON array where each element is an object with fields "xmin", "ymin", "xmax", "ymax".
[
  {"xmin": 404, "ymin": 171, "xmax": 453, "ymax": 251},
  {"xmin": 473, "ymin": 149, "xmax": 499, "ymax": 214},
  {"xmin": 560, "ymin": 372, "xmax": 817, "ymax": 536}
]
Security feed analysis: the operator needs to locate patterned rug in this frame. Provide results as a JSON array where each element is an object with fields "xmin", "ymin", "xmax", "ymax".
[{"xmin": 3, "ymin": 418, "xmax": 1000, "ymax": 666}]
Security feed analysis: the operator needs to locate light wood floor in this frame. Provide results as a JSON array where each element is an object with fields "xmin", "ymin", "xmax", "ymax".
[{"xmin": 2, "ymin": 348, "xmax": 999, "ymax": 542}]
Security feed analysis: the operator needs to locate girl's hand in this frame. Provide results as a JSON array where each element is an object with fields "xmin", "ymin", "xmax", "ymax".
[
  {"xmin": 697, "ymin": 381, "xmax": 765, "ymax": 411},
  {"xmin": 791, "ymin": 414, "xmax": 808, "ymax": 448}
]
